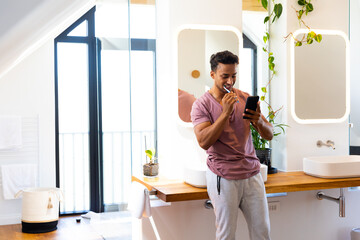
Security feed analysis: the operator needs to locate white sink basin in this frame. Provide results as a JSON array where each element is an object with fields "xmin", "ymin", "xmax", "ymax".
[
  {"xmin": 184, "ymin": 164, "xmax": 207, "ymax": 188},
  {"xmin": 184, "ymin": 163, "xmax": 268, "ymax": 188},
  {"xmin": 303, "ymin": 155, "xmax": 360, "ymax": 178}
]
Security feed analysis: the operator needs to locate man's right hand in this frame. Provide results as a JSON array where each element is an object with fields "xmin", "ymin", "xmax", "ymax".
[
  {"xmin": 194, "ymin": 92, "xmax": 236, "ymax": 150},
  {"xmin": 221, "ymin": 92, "xmax": 237, "ymax": 116}
]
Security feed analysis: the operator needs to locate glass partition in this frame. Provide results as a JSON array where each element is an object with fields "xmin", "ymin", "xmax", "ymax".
[{"xmin": 350, "ymin": 0, "xmax": 360, "ymax": 149}]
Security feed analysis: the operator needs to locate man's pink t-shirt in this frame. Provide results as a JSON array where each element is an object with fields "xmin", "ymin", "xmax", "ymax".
[{"xmin": 191, "ymin": 88, "xmax": 260, "ymax": 180}]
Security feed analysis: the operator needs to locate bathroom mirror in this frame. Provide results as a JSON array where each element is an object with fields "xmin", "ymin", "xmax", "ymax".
[
  {"xmin": 177, "ymin": 26, "xmax": 241, "ymax": 123},
  {"xmin": 291, "ymin": 29, "xmax": 350, "ymax": 124}
]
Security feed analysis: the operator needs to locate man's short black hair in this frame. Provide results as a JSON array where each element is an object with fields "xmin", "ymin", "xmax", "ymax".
[{"xmin": 210, "ymin": 50, "xmax": 239, "ymax": 72}]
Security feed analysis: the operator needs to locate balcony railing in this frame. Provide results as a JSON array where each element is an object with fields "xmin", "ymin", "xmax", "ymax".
[{"xmin": 59, "ymin": 130, "xmax": 155, "ymax": 213}]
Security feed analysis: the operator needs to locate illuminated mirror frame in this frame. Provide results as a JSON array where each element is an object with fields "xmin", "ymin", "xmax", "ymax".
[
  {"xmin": 176, "ymin": 24, "xmax": 242, "ymax": 127},
  {"xmin": 290, "ymin": 29, "xmax": 350, "ymax": 124}
]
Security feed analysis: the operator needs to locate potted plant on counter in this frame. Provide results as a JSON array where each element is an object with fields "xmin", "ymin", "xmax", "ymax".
[
  {"xmin": 251, "ymin": 109, "xmax": 287, "ymax": 174},
  {"xmin": 143, "ymin": 148, "xmax": 159, "ymax": 177}
]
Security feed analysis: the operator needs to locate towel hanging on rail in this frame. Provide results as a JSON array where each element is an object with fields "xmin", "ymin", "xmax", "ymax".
[
  {"xmin": 0, "ymin": 115, "xmax": 22, "ymax": 150},
  {"xmin": 128, "ymin": 181, "xmax": 151, "ymax": 219},
  {"xmin": 1, "ymin": 163, "xmax": 38, "ymax": 200}
]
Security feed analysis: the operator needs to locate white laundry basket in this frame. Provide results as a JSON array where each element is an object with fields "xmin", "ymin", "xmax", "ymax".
[{"xmin": 15, "ymin": 187, "xmax": 63, "ymax": 233}]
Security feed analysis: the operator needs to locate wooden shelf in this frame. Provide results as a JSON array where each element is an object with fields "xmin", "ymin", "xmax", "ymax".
[
  {"xmin": 132, "ymin": 172, "xmax": 360, "ymax": 202},
  {"xmin": 132, "ymin": 176, "xmax": 208, "ymax": 202},
  {"xmin": 265, "ymin": 171, "xmax": 360, "ymax": 193}
]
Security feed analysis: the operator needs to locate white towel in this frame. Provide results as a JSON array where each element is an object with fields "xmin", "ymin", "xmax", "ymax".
[
  {"xmin": 128, "ymin": 181, "xmax": 151, "ymax": 219},
  {"xmin": 0, "ymin": 116, "xmax": 22, "ymax": 150},
  {"xmin": 1, "ymin": 164, "xmax": 38, "ymax": 200}
]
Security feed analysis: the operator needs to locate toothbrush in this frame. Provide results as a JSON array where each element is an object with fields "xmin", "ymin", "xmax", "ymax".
[{"xmin": 223, "ymin": 86, "xmax": 239, "ymax": 103}]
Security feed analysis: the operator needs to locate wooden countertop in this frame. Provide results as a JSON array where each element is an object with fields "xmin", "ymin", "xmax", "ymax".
[{"xmin": 132, "ymin": 171, "xmax": 360, "ymax": 202}]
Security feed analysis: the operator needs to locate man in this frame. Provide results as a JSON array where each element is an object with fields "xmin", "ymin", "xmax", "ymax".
[{"xmin": 191, "ymin": 50, "xmax": 273, "ymax": 240}]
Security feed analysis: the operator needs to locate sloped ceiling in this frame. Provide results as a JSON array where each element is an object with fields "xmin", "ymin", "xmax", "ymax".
[
  {"xmin": 0, "ymin": 0, "xmax": 264, "ymax": 80},
  {"xmin": 0, "ymin": 0, "xmax": 95, "ymax": 79},
  {"xmin": 0, "ymin": 0, "xmax": 45, "ymax": 39}
]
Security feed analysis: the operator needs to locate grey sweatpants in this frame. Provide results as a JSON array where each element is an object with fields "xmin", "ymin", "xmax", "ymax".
[{"xmin": 206, "ymin": 169, "xmax": 271, "ymax": 240}]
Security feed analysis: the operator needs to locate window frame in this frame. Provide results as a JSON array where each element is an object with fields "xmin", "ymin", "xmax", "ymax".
[
  {"xmin": 243, "ymin": 33, "xmax": 258, "ymax": 96},
  {"xmin": 55, "ymin": 6, "xmax": 104, "ymax": 214}
]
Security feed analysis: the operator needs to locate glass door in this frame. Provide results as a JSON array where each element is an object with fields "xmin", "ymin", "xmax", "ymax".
[{"xmin": 100, "ymin": 48, "xmax": 132, "ymax": 210}]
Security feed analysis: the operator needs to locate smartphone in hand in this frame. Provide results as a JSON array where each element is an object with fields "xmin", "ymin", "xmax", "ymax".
[{"xmin": 243, "ymin": 96, "xmax": 259, "ymax": 119}]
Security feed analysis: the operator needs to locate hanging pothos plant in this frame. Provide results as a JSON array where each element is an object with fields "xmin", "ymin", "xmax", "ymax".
[
  {"xmin": 252, "ymin": 0, "xmax": 321, "ymax": 149},
  {"xmin": 286, "ymin": 0, "xmax": 323, "ymax": 46}
]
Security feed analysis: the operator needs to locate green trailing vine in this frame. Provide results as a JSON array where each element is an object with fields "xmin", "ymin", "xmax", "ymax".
[
  {"xmin": 252, "ymin": 0, "xmax": 323, "ymax": 149},
  {"xmin": 285, "ymin": 0, "xmax": 323, "ymax": 46},
  {"xmin": 260, "ymin": 0, "xmax": 283, "ymax": 121},
  {"xmin": 251, "ymin": 0, "xmax": 287, "ymax": 149},
  {"xmin": 252, "ymin": 0, "xmax": 321, "ymax": 149}
]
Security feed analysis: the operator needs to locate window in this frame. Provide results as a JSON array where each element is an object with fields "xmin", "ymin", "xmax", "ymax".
[
  {"xmin": 241, "ymin": 33, "xmax": 258, "ymax": 96},
  {"xmin": 55, "ymin": 1, "xmax": 157, "ymax": 214}
]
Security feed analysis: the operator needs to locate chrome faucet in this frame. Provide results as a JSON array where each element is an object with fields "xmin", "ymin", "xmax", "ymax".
[{"xmin": 317, "ymin": 140, "xmax": 335, "ymax": 150}]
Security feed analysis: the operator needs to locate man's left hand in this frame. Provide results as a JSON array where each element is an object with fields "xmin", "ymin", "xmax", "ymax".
[
  {"xmin": 244, "ymin": 101, "xmax": 274, "ymax": 141},
  {"xmin": 243, "ymin": 101, "xmax": 262, "ymax": 124}
]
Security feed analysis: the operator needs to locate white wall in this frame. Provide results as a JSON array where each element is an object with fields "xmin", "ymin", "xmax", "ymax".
[
  {"xmin": 0, "ymin": 41, "xmax": 55, "ymax": 225},
  {"xmin": 271, "ymin": 0, "xmax": 350, "ymax": 171}
]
